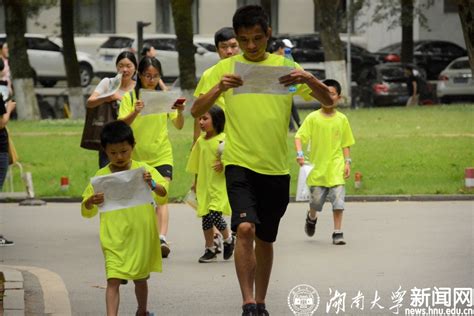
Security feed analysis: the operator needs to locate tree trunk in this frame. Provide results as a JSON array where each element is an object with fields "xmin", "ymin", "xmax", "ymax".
[
  {"xmin": 170, "ymin": 0, "xmax": 196, "ymax": 91},
  {"xmin": 400, "ymin": 0, "xmax": 414, "ymax": 63},
  {"xmin": 4, "ymin": 0, "xmax": 40, "ymax": 120},
  {"xmin": 314, "ymin": 0, "xmax": 349, "ymax": 106},
  {"xmin": 61, "ymin": 0, "xmax": 85, "ymax": 119},
  {"xmin": 458, "ymin": 0, "xmax": 474, "ymax": 74}
]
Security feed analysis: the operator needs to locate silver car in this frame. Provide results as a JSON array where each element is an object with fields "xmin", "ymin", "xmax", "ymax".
[{"xmin": 437, "ymin": 56, "xmax": 474, "ymax": 103}]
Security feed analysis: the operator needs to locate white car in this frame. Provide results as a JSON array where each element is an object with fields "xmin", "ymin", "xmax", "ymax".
[
  {"xmin": 437, "ymin": 56, "xmax": 474, "ymax": 103},
  {"xmin": 0, "ymin": 33, "xmax": 97, "ymax": 87},
  {"xmin": 95, "ymin": 34, "xmax": 219, "ymax": 82}
]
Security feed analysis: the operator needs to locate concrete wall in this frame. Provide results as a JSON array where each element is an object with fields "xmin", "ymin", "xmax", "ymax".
[
  {"xmin": 27, "ymin": 6, "xmax": 60, "ymax": 36},
  {"xmin": 116, "ymin": 0, "xmax": 156, "ymax": 35},
  {"xmin": 278, "ymin": 0, "xmax": 314, "ymax": 34},
  {"xmin": 199, "ymin": 0, "xmax": 236, "ymax": 35}
]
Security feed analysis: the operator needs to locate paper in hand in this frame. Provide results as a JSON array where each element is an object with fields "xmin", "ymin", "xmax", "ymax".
[
  {"xmin": 233, "ymin": 62, "xmax": 293, "ymax": 95},
  {"xmin": 140, "ymin": 89, "xmax": 182, "ymax": 115},
  {"xmin": 98, "ymin": 73, "xmax": 122, "ymax": 99},
  {"xmin": 91, "ymin": 167, "xmax": 154, "ymax": 212}
]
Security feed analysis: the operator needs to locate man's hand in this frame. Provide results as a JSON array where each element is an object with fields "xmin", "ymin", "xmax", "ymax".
[
  {"xmin": 296, "ymin": 157, "xmax": 305, "ymax": 166},
  {"xmin": 213, "ymin": 160, "xmax": 224, "ymax": 173},
  {"xmin": 218, "ymin": 74, "xmax": 243, "ymax": 92},
  {"xmin": 134, "ymin": 100, "xmax": 144, "ymax": 113},
  {"xmin": 279, "ymin": 69, "xmax": 312, "ymax": 87},
  {"xmin": 86, "ymin": 193, "xmax": 104, "ymax": 209},
  {"xmin": 344, "ymin": 164, "xmax": 351, "ymax": 179}
]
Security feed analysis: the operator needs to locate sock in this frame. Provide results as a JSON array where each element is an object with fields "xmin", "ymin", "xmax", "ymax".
[
  {"xmin": 334, "ymin": 230, "xmax": 342, "ymax": 234},
  {"xmin": 308, "ymin": 211, "xmax": 318, "ymax": 220},
  {"xmin": 224, "ymin": 236, "xmax": 233, "ymax": 244},
  {"xmin": 205, "ymin": 246, "xmax": 216, "ymax": 253},
  {"xmin": 160, "ymin": 235, "xmax": 166, "ymax": 241}
]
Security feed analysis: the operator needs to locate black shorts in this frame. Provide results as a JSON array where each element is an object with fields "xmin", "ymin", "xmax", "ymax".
[
  {"xmin": 225, "ymin": 165, "xmax": 290, "ymax": 243},
  {"xmin": 155, "ymin": 164, "xmax": 173, "ymax": 180}
]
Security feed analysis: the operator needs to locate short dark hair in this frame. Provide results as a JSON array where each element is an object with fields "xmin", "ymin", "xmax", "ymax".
[
  {"xmin": 101, "ymin": 120, "xmax": 135, "ymax": 149},
  {"xmin": 214, "ymin": 27, "xmax": 236, "ymax": 47},
  {"xmin": 141, "ymin": 43, "xmax": 153, "ymax": 56},
  {"xmin": 233, "ymin": 5, "xmax": 269, "ymax": 34},
  {"xmin": 208, "ymin": 105, "xmax": 225, "ymax": 134},
  {"xmin": 322, "ymin": 79, "xmax": 342, "ymax": 96}
]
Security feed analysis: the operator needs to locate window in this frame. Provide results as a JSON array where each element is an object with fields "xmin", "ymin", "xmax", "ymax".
[
  {"xmin": 444, "ymin": 0, "xmax": 458, "ymax": 13},
  {"xmin": 156, "ymin": 0, "xmax": 199, "ymax": 34},
  {"xmin": 236, "ymin": 0, "xmax": 278, "ymax": 33},
  {"xmin": 74, "ymin": 0, "xmax": 115, "ymax": 33},
  {"xmin": 0, "ymin": 4, "xmax": 4, "ymax": 33},
  {"xmin": 27, "ymin": 38, "xmax": 61, "ymax": 51},
  {"xmin": 450, "ymin": 60, "xmax": 470, "ymax": 70}
]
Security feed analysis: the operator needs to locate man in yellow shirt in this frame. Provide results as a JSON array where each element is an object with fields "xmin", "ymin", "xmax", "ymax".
[
  {"xmin": 192, "ymin": 5, "xmax": 333, "ymax": 316},
  {"xmin": 295, "ymin": 79, "xmax": 355, "ymax": 246}
]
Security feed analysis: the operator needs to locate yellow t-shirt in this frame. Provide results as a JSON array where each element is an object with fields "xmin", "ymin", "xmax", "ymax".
[
  {"xmin": 204, "ymin": 54, "xmax": 313, "ymax": 175},
  {"xmin": 118, "ymin": 90, "xmax": 178, "ymax": 167},
  {"xmin": 81, "ymin": 160, "xmax": 168, "ymax": 279},
  {"xmin": 194, "ymin": 65, "xmax": 225, "ymax": 110},
  {"xmin": 186, "ymin": 133, "xmax": 231, "ymax": 217},
  {"xmin": 295, "ymin": 110, "xmax": 355, "ymax": 187}
]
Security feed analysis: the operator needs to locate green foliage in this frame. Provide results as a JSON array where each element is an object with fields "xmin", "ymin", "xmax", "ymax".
[{"xmin": 3, "ymin": 105, "xmax": 473, "ymax": 199}]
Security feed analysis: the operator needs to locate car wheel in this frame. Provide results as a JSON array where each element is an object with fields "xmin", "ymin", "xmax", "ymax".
[
  {"xmin": 40, "ymin": 79, "xmax": 58, "ymax": 88},
  {"xmin": 79, "ymin": 63, "xmax": 93, "ymax": 87}
]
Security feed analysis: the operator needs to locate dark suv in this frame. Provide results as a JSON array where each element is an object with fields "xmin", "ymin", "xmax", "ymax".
[
  {"xmin": 375, "ymin": 40, "xmax": 467, "ymax": 80},
  {"xmin": 272, "ymin": 33, "xmax": 379, "ymax": 83}
]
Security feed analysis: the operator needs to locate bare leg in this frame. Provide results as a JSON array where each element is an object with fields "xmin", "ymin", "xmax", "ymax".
[
  {"xmin": 157, "ymin": 203, "xmax": 169, "ymax": 236},
  {"xmin": 106, "ymin": 278, "xmax": 121, "ymax": 316},
  {"xmin": 234, "ymin": 222, "xmax": 257, "ymax": 305},
  {"xmin": 203, "ymin": 228, "xmax": 214, "ymax": 248},
  {"xmin": 255, "ymin": 237, "xmax": 273, "ymax": 304},
  {"xmin": 134, "ymin": 279, "xmax": 148, "ymax": 315},
  {"xmin": 333, "ymin": 209, "xmax": 343, "ymax": 230}
]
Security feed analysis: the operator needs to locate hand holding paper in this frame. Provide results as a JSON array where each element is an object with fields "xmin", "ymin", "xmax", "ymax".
[{"xmin": 140, "ymin": 89, "xmax": 183, "ymax": 115}]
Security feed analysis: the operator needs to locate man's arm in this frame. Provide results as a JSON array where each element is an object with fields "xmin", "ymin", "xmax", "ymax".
[
  {"xmin": 191, "ymin": 74, "xmax": 243, "ymax": 118},
  {"xmin": 279, "ymin": 69, "xmax": 333, "ymax": 106}
]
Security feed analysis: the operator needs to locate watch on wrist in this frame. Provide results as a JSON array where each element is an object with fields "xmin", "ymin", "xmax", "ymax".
[
  {"xmin": 151, "ymin": 179, "xmax": 157, "ymax": 191},
  {"xmin": 297, "ymin": 150, "xmax": 304, "ymax": 158},
  {"xmin": 345, "ymin": 158, "xmax": 352, "ymax": 164}
]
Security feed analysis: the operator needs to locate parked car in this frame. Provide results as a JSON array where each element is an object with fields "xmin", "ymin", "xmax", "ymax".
[
  {"xmin": 271, "ymin": 33, "xmax": 379, "ymax": 83},
  {"xmin": 437, "ymin": 56, "xmax": 474, "ymax": 103},
  {"xmin": 0, "ymin": 34, "xmax": 97, "ymax": 87},
  {"xmin": 356, "ymin": 63, "xmax": 436, "ymax": 107},
  {"xmin": 375, "ymin": 40, "xmax": 467, "ymax": 80},
  {"xmin": 95, "ymin": 34, "xmax": 219, "ymax": 82}
]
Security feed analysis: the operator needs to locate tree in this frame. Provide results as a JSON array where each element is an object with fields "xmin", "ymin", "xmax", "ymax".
[
  {"xmin": 170, "ymin": 0, "xmax": 196, "ymax": 91},
  {"xmin": 4, "ymin": 0, "xmax": 40, "ymax": 120},
  {"xmin": 60, "ymin": 0, "xmax": 85, "ymax": 119},
  {"xmin": 458, "ymin": 0, "xmax": 474, "ymax": 73},
  {"xmin": 313, "ymin": 0, "xmax": 349, "ymax": 105}
]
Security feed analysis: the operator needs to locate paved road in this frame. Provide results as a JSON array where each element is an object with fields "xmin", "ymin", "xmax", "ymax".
[{"xmin": 1, "ymin": 201, "xmax": 473, "ymax": 315}]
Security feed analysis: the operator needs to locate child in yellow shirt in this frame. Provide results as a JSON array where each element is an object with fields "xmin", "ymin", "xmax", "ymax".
[
  {"xmin": 186, "ymin": 105, "xmax": 236, "ymax": 263},
  {"xmin": 81, "ymin": 120, "xmax": 168, "ymax": 316}
]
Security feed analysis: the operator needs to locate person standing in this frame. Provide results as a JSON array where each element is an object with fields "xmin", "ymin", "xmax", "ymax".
[
  {"xmin": 295, "ymin": 79, "xmax": 355, "ymax": 245},
  {"xmin": 119, "ymin": 57, "xmax": 185, "ymax": 258},
  {"xmin": 86, "ymin": 51, "xmax": 137, "ymax": 168},
  {"xmin": 140, "ymin": 43, "xmax": 169, "ymax": 92},
  {"xmin": 192, "ymin": 5, "xmax": 333, "ymax": 315},
  {"xmin": 0, "ymin": 42, "xmax": 12, "ymax": 97}
]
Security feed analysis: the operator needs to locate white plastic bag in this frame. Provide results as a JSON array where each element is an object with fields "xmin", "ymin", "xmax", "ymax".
[
  {"xmin": 184, "ymin": 189, "xmax": 198, "ymax": 210},
  {"xmin": 296, "ymin": 163, "xmax": 314, "ymax": 201}
]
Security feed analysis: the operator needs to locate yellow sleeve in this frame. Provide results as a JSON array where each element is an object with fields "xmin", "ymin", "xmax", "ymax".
[
  {"xmin": 186, "ymin": 138, "xmax": 201, "ymax": 174},
  {"xmin": 145, "ymin": 164, "xmax": 169, "ymax": 205},
  {"xmin": 295, "ymin": 113, "xmax": 312, "ymax": 144},
  {"xmin": 118, "ymin": 90, "xmax": 135, "ymax": 119},
  {"xmin": 81, "ymin": 182, "xmax": 98, "ymax": 218}
]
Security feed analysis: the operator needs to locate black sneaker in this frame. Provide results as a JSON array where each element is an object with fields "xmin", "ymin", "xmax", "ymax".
[
  {"xmin": 213, "ymin": 233, "xmax": 223, "ymax": 254},
  {"xmin": 242, "ymin": 303, "xmax": 257, "ymax": 316},
  {"xmin": 332, "ymin": 232, "xmax": 346, "ymax": 245},
  {"xmin": 223, "ymin": 235, "xmax": 236, "ymax": 260},
  {"xmin": 160, "ymin": 238, "xmax": 170, "ymax": 258},
  {"xmin": 198, "ymin": 249, "xmax": 217, "ymax": 263},
  {"xmin": 257, "ymin": 303, "xmax": 269, "ymax": 316},
  {"xmin": 305, "ymin": 212, "xmax": 317, "ymax": 237},
  {"xmin": 0, "ymin": 236, "xmax": 14, "ymax": 246}
]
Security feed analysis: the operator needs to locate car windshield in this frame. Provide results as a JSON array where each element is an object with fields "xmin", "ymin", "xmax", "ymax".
[
  {"xmin": 377, "ymin": 43, "xmax": 401, "ymax": 53},
  {"xmin": 100, "ymin": 37, "xmax": 134, "ymax": 49},
  {"xmin": 197, "ymin": 42, "xmax": 216, "ymax": 52},
  {"xmin": 380, "ymin": 67, "xmax": 406, "ymax": 80},
  {"xmin": 450, "ymin": 60, "xmax": 470, "ymax": 70}
]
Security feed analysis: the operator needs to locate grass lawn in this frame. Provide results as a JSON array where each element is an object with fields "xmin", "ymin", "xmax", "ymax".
[{"xmin": 3, "ymin": 104, "xmax": 474, "ymax": 199}]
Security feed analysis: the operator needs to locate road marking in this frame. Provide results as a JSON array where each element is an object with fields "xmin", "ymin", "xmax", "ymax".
[{"xmin": 0, "ymin": 264, "xmax": 71, "ymax": 315}]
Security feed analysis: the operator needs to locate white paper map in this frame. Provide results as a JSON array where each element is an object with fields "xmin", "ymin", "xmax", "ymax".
[
  {"xmin": 295, "ymin": 163, "xmax": 314, "ymax": 202},
  {"xmin": 140, "ymin": 89, "xmax": 181, "ymax": 115},
  {"xmin": 98, "ymin": 73, "xmax": 122, "ymax": 99},
  {"xmin": 233, "ymin": 62, "xmax": 293, "ymax": 95},
  {"xmin": 91, "ymin": 167, "xmax": 154, "ymax": 212}
]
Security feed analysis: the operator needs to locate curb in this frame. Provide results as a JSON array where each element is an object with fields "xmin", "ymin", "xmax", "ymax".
[
  {"xmin": 1, "ymin": 195, "xmax": 473, "ymax": 204},
  {"xmin": 1, "ymin": 267, "xmax": 25, "ymax": 315}
]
